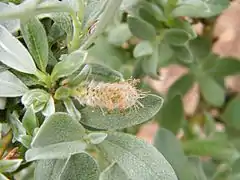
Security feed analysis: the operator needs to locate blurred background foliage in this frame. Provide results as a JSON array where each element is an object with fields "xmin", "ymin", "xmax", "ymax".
[
  {"xmin": 85, "ymin": 0, "xmax": 240, "ymax": 179},
  {"xmin": 0, "ymin": 0, "xmax": 240, "ymax": 179}
]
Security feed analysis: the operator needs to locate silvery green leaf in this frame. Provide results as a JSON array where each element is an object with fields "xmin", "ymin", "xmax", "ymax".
[
  {"xmin": 82, "ymin": 0, "xmax": 106, "ymax": 30},
  {"xmin": 21, "ymin": 17, "xmax": 48, "ymax": 72},
  {"xmin": 197, "ymin": 73, "xmax": 225, "ymax": 107},
  {"xmin": 35, "ymin": 1, "xmax": 73, "ymax": 15},
  {"xmin": 0, "ymin": 159, "xmax": 23, "ymax": 173},
  {"xmin": 100, "ymin": 162, "xmax": 129, "ymax": 180},
  {"xmin": 21, "ymin": 89, "xmax": 50, "ymax": 112},
  {"xmin": 12, "ymin": 70, "xmax": 40, "ymax": 86},
  {"xmin": 0, "ymin": 2, "xmax": 20, "ymax": 33},
  {"xmin": 97, "ymin": 132, "xmax": 177, "ymax": 180},
  {"xmin": 42, "ymin": 96, "xmax": 55, "ymax": 117},
  {"xmin": 51, "ymin": 50, "xmax": 87, "ymax": 81},
  {"xmin": 154, "ymin": 128, "xmax": 195, "ymax": 180},
  {"xmin": 0, "ymin": 0, "xmax": 38, "ymax": 20},
  {"xmin": 25, "ymin": 141, "xmax": 86, "ymax": 161},
  {"xmin": 22, "ymin": 106, "xmax": 38, "ymax": 135},
  {"xmin": 0, "ymin": 97, "xmax": 6, "ymax": 109},
  {"xmin": 0, "ymin": 70, "xmax": 28, "ymax": 97},
  {"xmin": 49, "ymin": 12, "xmax": 73, "ymax": 37},
  {"xmin": 108, "ymin": 24, "xmax": 132, "ymax": 46},
  {"xmin": 0, "ymin": 25, "xmax": 37, "ymax": 74},
  {"xmin": 172, "ymin": 0, "xmax": 228, "ymax": 18},
  {"xmin": 80, "ymin": 63, "xmax": 123, "ymax": 83},
  {"xmin": 81, "ymin": 0, "xmax": 123, "ymax": 50},
  {"xmin": 87, "ymin": 132, "xmax": 108, "ymax": 144},
  {"xmin": 66, "ymin": 64, "xmax": 92, "ymax": 86},
  {"xmin": 54, "ymin": 86, "xmax": 71, "ymax": 100},
  {"xmin": 34, "ymin": 159, "xmax": 67, "ymax": 180},
  {"xmin": 62, "ymin": 0, "xmax": 79, "ymax": 12},
  {"xmin": 127, "ymin": 16, "xmax": 156, "ymax": 41},
  {"xmin": 26, "ymin": 113, "xmax": 86, "ymax": 161},
  {"xmin": 80, "ymin": 95, "xmax": 163, "ymax": 130},
  {"xmin": 133, "ymin": 41, "xmax": 153, "ymax": 58},
  {"xmin": 0, "ymin": 173, "xmax": 8, "ymax": 180},
  {"xmin": 19, "ymin": 135, "xmax": 32, "ymax": 148},
  {"xmin": 0, "ymin": 62, "xmax": 8, "ymax": 72},
  {"xmin": 9, "ymin": 113, "xmax": 26, "ymax": 142},
  {"xmin": 63, "ymin": 98, "xmax": 81, "ymax": 121},
  {"xmin": 31, "ymin": 112, "xmax": 85, "ymax": 148},
  {"xmin": 59, "ymin": 153, "xmax": 100, "ymax": 180},
  {"xmin": 40, "ymin": 0, "xmax": 79, "ymax": 12},
  {"xmin": 120, "ymin": 0, "xmax": 140, "ymax": 11}
]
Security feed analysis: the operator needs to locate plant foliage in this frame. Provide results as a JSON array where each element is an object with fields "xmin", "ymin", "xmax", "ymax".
[{"xmin": 0, "ymin": 0, "xmax": 239, "ymax": 179}]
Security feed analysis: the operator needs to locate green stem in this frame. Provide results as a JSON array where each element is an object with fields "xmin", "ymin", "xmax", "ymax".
[
  {"xmin": 35, "ymin": 2, "xmax": 74, "ymax": 15},
  {"xmin": 35, "ymin": 70, "xmax": 52, "ymax": 89},
  {"xmin": 80, "ymin": 0, "xmax": 123, "ymax": 50},
  {"xmin": 36, "ymin": 2, "xmax": 82, "ymax": 52},
  {"xmin": 0, "ymin": 0, "xmax": 42, "ymax": 20},
  {"xmin": 69, "ymin": 13, "xmax": 82, "ymax": 52},
  {"xmin": 77, "ymin": 0, "xmax": 85, "ymax": 23}
]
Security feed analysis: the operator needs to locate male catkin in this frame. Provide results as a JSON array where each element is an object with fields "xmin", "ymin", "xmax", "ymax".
[{"xmin": 74, "ymin": 79, "xmax": 147, "ymax": 112}]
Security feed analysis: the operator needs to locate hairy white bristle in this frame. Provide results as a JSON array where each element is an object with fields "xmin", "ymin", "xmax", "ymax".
[{"xmin": 74, "ymin": 79, "xmax": 147, "ymax": 112}]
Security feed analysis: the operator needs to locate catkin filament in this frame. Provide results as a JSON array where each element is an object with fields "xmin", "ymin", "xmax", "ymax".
[{"xmin": 73, "ymin": 80, "xmax": 146, "ymax": 111}]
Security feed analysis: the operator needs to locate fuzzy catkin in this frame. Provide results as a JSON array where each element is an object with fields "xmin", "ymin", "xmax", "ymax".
[{"xmin": 74, "ymin": 80, "xmax": 146, "ymax": 111}]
